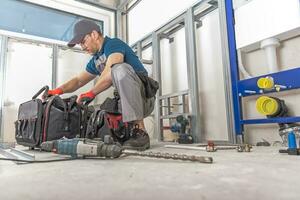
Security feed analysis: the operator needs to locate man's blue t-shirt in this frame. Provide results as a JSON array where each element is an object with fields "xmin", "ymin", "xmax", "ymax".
[{"xmin": 86, "ymin": 36, "xmax": 148, "ymax": 76}]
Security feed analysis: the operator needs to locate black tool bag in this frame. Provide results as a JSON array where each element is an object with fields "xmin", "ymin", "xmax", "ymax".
[
  {"xmin": 85, "ymin": 92, "xmax": 131, "ymax": 144},
  {"xmin": 15, "ymin": 86, "xmax": 83, "ymax": 148}
]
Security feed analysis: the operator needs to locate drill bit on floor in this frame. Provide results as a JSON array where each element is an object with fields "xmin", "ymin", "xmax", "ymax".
[{"xmin": 123, "ymin": 149, "xmax": 213, "ymax": 163}]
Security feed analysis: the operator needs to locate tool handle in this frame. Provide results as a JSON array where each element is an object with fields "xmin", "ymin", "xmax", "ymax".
[{"xmin": 32, "ymin": 85, "xmax": 49, "ymax": 99}]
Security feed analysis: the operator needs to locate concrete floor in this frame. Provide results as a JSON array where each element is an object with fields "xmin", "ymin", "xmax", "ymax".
[{"xmin": 1, "ymin": 143, "xmax": 300, "ymax": 200}]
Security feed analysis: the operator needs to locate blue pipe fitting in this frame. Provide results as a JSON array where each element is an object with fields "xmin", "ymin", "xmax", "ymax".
[{"xmin": 288, "ymin": 131, "xmax": 297, "ymax": 149}]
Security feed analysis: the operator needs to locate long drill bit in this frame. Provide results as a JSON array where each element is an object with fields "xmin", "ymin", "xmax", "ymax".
[{"xmin": 123, "ymin": 150, "xmax": 213, "ymax": 164}]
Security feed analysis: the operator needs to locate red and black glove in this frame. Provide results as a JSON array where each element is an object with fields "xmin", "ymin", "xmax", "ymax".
[
  {"xmin": 77, "ymin": 91, "xmax": 96, "ymax": 104},
  {"xmin": 48, "ymin": 88, "xmax": 64, "ymax": 96}
]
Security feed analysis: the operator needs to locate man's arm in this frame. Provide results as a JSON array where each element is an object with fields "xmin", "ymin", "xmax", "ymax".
[
  {"xmin": 59, "ymin": 71, "xmax": 96, "ymax": 93},
  {"xmin": 90, "ymin": 52, "xmax": 124, "ymax": 95}
]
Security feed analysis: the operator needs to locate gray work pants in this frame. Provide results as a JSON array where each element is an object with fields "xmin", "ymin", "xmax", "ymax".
[{"xmin": 111, "ymin": 63, "xmax": 155, "ymax": 122}]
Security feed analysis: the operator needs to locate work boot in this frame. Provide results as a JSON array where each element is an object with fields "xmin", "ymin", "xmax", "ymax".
[{"xmin": 122, "ymin": 126, "xmax": 150, "ymax": 151}]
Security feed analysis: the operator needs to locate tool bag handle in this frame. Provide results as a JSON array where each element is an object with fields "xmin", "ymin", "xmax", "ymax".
[{"xmin": 32, "ymin": 86, "xmax": 49, "ymax": 100}]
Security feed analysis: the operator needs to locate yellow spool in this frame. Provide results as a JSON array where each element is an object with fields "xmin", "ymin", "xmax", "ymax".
[
  {"xmin": 256, "ymin": 96, "xmax": 279, "ymax": 116},
  {"xmin": 257, "ymin": 77, "xmax": 274, "ymax": 89}
]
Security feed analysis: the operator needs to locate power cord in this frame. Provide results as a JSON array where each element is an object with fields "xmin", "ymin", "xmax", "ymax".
[{"xmin": 0, "ymin": 157, "xmax": 76, "ymax": 163}]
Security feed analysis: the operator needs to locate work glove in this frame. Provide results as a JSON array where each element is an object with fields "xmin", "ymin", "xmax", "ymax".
[
  {"xmin": 43, "ymin": 88, "xmax": 63, "ymax": 100},
  {"xmin": 77, "ymin": 91, "xmax": 96, "ymax": 104},
  {"xmin": 48, "ymin": 88, "xmax": 64, "ymax": 96}
]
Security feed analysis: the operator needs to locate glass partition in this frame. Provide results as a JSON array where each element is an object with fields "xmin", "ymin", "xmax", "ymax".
[
  {"xmin": 1, "ymin": 39, "xmax": 52, "ymax": 142},
  {"xmin": 57, "ymin": 48, "xmax": 93, "ymax": 96},
  {"xmin": 0, "ymin": 36, "xmax": 3, "ymax": 142},
  {"xmin": 56, "ymin": 48, "xmax": 114, "ymax": 105}
]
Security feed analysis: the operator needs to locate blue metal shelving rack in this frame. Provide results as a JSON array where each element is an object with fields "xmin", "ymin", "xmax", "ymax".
[{"xmin": 225, "ymin": 0, "xmax": 300, "ymax": 140}]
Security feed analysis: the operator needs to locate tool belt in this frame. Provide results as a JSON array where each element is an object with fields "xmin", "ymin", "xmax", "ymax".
[{"xmin": 136, "ymin": 72, "xmax": 159, "ymax": 98}]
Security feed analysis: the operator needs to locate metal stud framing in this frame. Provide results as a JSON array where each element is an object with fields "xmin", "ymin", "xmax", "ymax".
[
  {"xmin": 0, "ymin": 36, "xmax": 8, "ymax": 142},
  {"xmin": 184, "ymin": 8, "xmax": 201, "ymax": 142},
  {"xmin": 218, "ymin": 0, "xmax": 236, "ymax": 143},
  {"xmin": 152, "ymin": 32, "xmax": 163, "ymax": 141},
  {"xmin": 52, "ymin": 44, "xmax": 58, "ymax": 89},
  {"xmin": 128, "ymin": 0, "xmax": 237, "ymax": 143}
]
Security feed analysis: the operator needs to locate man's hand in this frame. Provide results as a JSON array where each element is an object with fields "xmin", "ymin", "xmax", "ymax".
[
  {"xmin": 43, "ymin": 88, "xmax": 63, "ymax": 100},
  {"xmin": 48, "ymin": 88, "xmax": 64, "ymax": 96},
  {"xmin": 77, "ymin": 90, "xmax": 96, "ymax": 104}
]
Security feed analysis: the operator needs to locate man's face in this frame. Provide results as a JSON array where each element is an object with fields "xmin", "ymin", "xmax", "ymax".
[{"xmin": 80, "ymin": 32, "xmax": 101, "ymax": 55}]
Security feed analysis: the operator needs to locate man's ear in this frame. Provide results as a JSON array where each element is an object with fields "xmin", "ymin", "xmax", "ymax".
[{"xmin": 91, "ymin": 30, "xmax": 99, "ymax": 39}]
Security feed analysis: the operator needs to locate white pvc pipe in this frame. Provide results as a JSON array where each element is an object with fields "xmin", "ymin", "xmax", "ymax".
[
  {"xmin": 237, "ymin": 49, "xmax": 252, "ymax": 79},
  {"xmin": 260, "ymin": 38, "xmax": 280, "ymax": 73}
]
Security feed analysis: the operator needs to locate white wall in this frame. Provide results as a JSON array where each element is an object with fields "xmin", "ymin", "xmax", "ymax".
[
  {"xmin": 128, "ymin": 0, "xmax": 198, "ymax": 44},
  {"xmin": 195, "ymin": 9, "xmax": 229, "ymax": 141},
  {"xmin": 160, "ymin": 29, "xmax": 189, "ymax": 95},
  {"xmin": 235, "ymin": 0, "xmax": 300, "ymax": 49}
]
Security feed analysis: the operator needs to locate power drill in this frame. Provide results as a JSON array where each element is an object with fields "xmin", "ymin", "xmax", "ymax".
[
  {"xmin": 40, "ymin": 136, "xmax": 122, "ymax": 158},
  {"xmin": 40, "ymin": 136, "xmax": 213, "ymax": 163},
  {"xmin": 170, "ymin": 115, "xmax": 193, "ymax": 144}
]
